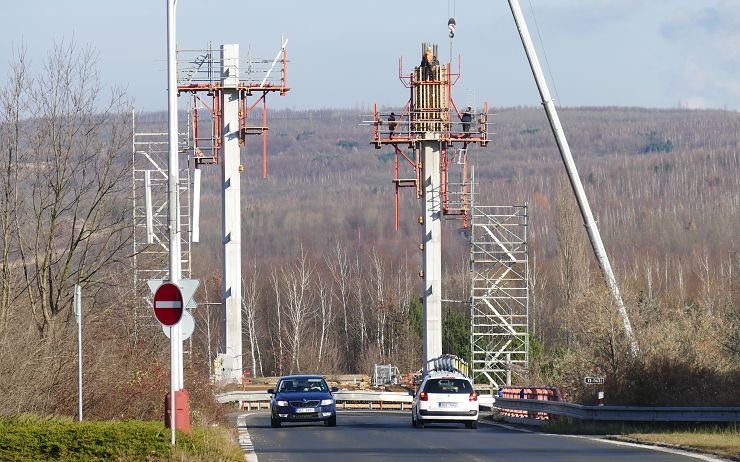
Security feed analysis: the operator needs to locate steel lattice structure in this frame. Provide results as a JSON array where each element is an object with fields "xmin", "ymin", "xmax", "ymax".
[
  {"xmin": 131, "ymin": 116, "xmax": 192, "ymax": 329},
  {"xmin": 469, "ymin": 203, "xmax": 528, "ymax": 392}
]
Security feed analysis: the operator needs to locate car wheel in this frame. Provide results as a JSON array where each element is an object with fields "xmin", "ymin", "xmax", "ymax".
[
  {"xmin": 326, "ymin": 414, "xmax": 337, "ymax": 427},
  {"xmin": 413, "ymin": 409, "xmax": 425, "ymax": 428},
  {"xmin": 466, "ymin": 420, "xmax": 478, "ymax": 429},
  {"xmin": 270, "ymin": 416, "xmax": 281, "ymax": 428},
  {"xmin": 413, "ymin": 412, "xmax": 424, "ymax": 428}
]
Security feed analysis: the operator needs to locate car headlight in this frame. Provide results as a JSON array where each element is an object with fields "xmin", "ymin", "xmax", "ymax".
[
  {"xmin": 320, "ymin": 399, "xmax": 334, "ymax": 406},
  {"xmin": 276, "ymin": 400, "xmax": 289, "ymax": 406}
]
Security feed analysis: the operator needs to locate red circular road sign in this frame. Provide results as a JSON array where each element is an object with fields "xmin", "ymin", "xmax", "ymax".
[{"xmin": 153, "ymin": 282, "xmax": 184, "ymax": 326}]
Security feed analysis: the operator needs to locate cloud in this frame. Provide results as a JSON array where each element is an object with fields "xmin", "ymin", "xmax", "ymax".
[
  {"xmin": 658, "ymin": 1, "xmax": 740, "ymax": 108},
  {"xmin": 680, "ymin": 96, "xmax": 708, "ymax": 110},
  {"xmin": 660, "ymin": 1, "xmax": 740, "ymax": 41},
  {"xmin": 661, "ymin": 8, "xmax": 721, "ymax": 38},
  {"xmin": 533, "ymin": 0, "xmax": 645, "ymax": 29}
]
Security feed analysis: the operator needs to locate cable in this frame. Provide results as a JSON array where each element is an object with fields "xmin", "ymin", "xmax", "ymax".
[
  {"xmin": 447, "ymin": 0, "xmax": 456, "ymax": 64},
  {"xmin": 528, "ymin": 0, "xmax": 561, "ymax": 105}
]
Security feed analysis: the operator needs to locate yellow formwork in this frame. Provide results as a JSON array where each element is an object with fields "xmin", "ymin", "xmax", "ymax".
[{"xmin": 413, "ymin": 64, "xmax": 449, "ymax": 134}]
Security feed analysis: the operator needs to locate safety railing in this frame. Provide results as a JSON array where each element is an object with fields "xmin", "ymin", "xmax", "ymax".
[
  {"xmin": 494, "ymin": 397, "xmax": 740, "ymax": 424},
  {"xmin": 216, "ymin": 390, "xmax": 414, "ymax": 411}
]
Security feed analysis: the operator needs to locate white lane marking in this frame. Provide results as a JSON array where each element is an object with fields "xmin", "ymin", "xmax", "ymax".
[
  {"xmin": 479, "ymin": 420, "xmax": 536, "ymax": 433},
  {"xmin": 481, "ymin": 420, "xmax": 726, "ymax": 462},
  {"xmin": 559, "ymin": 435, "xmax": 728, "ymax": 462},
  {"xmin": 237, "ymin": 413, "xmax": 259, "ymax": 462}
]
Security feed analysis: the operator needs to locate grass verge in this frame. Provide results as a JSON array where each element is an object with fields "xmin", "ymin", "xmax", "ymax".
[
  {"xmin": 544, "ymin": 421, "xmax": 740, "ymax": 460},
  {"xmin": 0, "ymin": 415, "xmax": 243, "ymax": 461}
]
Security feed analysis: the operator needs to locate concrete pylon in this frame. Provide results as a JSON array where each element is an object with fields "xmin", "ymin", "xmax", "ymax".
[
  {"xmin": 221, "ymin": 44, "xmax": 242, "ymax": 383},
  {"xmin": 421, "ymin": 136, "xmax": 442, "ymax": 374}
]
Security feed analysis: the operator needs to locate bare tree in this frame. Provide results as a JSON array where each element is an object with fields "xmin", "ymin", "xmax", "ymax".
[
  {"xmin": 369, "ymin": 249, "xmax": 387, "ymax": 355},
  {"xmin": 528, "ymin": 249, "xmax": 547, "ymax": 342},
  {"xmin": 242, "ymin": 260, "xmax": 263, "ymax": 377},
  {"xmin": 325, "ymin": 242, "xmax": 352, "ymax": 355},
  {"xmin": 554, "ymin": 175, "xmax": 589, "ymax": 345},
  {"xmin": 0, "ymin": 40, "xmax": 136, "ymax": 416},
  {"xmin": 0, "ymin": 44, "xmax": 29, "ymax": 338},
  {"xmin": 270, "ymin": 269, "xmax": 285, "ymax": 375},
  {"xmin": 283, "ymin": 247, "xmax": 313, "ymax": 373},
  {"xmin": 352, "ymin": 253, "xmax": 367, "ymax": 351},
  {"xmin": 13, "ymin": 40, "xmax": 131, "ymax": 338},
  {"xmin": 315, "ymin": 278, "xmax": 335, "ymax": 371},
  {"xmin": 193, "ymin": 272, "xmax": 223, "ymax": 376}
]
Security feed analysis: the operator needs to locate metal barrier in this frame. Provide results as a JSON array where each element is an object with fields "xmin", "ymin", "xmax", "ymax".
[
  {"xmin": 494, "ymin": 397, "xmax": 740, "ymax": 424},
  {"xmin": 216, "ymin": 390, "xmax": 413, "ymax": 411}
]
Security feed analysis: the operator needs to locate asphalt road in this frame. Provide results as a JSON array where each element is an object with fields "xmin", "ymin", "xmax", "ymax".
[{"xmin": 237, "ymin": 411, "xmax": 717, "ymax": 462}]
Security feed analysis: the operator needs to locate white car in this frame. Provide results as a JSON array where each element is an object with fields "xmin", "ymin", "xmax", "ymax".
[{"xmin": 412, "ymin": 370, "xmax": 479, "ymax": 429}]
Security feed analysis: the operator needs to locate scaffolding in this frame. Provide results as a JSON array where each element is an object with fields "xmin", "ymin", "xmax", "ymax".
[
  {"xmin": 370, "ymin": 42, "xmax": 489, "ymax": 230},
  {"xmin": 469, "ymin": 201, "xmax": 529, "ymax": 392},
  {"xmin": 177, "ymin": 41, "xmax": 289, "ymax": 176},
  {"xmin": 131, "ymin": 114, "xmax": 192, "ymax": 329},
  {"xmin": 368, "ymin": 42, "xmax": 491, "ymax": 375},
  {"xmin": 175, "ymin": 41, "xmax": 290, "ymax": 383}
]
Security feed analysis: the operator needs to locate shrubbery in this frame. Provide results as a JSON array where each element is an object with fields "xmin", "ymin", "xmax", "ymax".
[{"xmin": 0, "ymin": 416, "xmax": 242, "ymax": 462}]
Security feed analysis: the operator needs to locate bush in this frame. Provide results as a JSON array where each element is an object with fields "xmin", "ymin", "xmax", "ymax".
[{"xmin": 0, "ymin": 416, "xmax": 242, "ymax": 462}]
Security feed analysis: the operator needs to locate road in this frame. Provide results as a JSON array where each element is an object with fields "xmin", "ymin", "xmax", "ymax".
[{"xmin": 236, "ymin": 411, "xmax": 718, "ymax": 462}]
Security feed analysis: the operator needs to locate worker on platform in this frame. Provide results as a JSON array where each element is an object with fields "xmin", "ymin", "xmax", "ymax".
[
  {"xmin": 388, "ymin": 112, "xmax": 397, "ymax": 138},
  {"xmin": 461, "ymin": 107, "xmax": 472, "ymax": 137},
  {"xmin": 421, "ymin": 47, "xmax": 437, "ymax": 81}
]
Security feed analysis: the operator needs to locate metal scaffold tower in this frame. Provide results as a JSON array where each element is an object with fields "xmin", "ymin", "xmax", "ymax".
[
  {"xmin": 469, "ymin": 201, "xmax": 528, "ymax": 392},
  {"xmin": 131, "ymin": 118, "xmax": 192, "ymax": 329}
]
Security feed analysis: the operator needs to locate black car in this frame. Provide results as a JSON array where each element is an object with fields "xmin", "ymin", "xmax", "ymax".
[{"xmin": 268, "ymin": 375, "xmax": 338, "ymax": 427}]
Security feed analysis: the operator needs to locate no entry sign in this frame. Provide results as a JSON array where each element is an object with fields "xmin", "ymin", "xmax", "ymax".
[{"xmin": 153, "ymin": 282, "xmax": 184, "ymax": 326}]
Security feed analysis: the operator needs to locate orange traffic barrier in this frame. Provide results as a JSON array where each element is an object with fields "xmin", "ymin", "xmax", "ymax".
[{"xmin": 497, "ymin": 385, "xmax": 561, "ymax": 421}]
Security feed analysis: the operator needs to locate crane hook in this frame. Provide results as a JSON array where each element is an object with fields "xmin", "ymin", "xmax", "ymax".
[{"xmin": 448, "ymin": 17, "xmax": 456, "ymax": 38}]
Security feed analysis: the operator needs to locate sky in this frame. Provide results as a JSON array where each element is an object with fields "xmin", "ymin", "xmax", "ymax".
[{"xmin": 3, "ymin": 0, "xmax": 740, "ymax": 112}]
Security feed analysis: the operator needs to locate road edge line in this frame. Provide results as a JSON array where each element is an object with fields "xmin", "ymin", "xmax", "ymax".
[
  {"xmin": 237, "ymin": 413, "xmax": 259, "ymax": 462},
  {"xmin": 480, "ymin": 420, "xmax": 728, "ymax": 462}
]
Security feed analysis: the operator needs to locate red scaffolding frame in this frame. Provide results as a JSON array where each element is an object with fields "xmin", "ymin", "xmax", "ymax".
[
  {"xmin": 372, "ymin": 49, "xmax": 489, "ymax": 230},
  {"xmin": 178, "ymin": 44, "xmax": 289, "ymax": 177}
]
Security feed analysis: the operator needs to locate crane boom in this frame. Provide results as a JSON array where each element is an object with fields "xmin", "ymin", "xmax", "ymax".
[{"xmin": 507, "ymin": 0, "xmax": 640, "ymax": 356}]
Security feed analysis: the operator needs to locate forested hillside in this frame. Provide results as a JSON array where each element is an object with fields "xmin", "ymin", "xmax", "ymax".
[{"xmin": 186, "ymin": 106, "xmax": 738, "ymax": 404}]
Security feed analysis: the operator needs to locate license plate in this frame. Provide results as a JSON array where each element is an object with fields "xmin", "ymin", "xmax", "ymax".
[
  {"xmin": 439, "ymin": 402, "xmax": 458, "ymax": 408},
  {"xmin": 296, "ymin": 407, "xmax": 314, "ymax": 413}
]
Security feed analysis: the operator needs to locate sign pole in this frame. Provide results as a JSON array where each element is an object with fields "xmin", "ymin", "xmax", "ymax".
[
  {"xmin": 75, "ymin": 284, "xmax": 82, "ymax": 422},
  {"xmin": 170, "ymin": 325, "xmax": 176, "ymax": 443},
  {"xmin": 166, "ymin": 0, "xmax": 179, "ymax": 446},
  {"xmin": 153, "ymin": 282, "xmax": 184, "ymax": 441}
]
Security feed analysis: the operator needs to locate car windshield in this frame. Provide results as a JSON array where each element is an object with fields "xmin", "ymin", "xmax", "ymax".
[
  {"xmin": 277, "ymin": 378, "xmax": 329, "ymax": 393},
  {"xmin": 423, "ymin": 378, "xmax": 473, "ymax": 394}
]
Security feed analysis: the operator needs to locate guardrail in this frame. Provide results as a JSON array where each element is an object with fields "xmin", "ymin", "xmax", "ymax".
[
  {"xmin": 216, "ymin": 390, "xmax": 414, "ymax": 411},
  {"xmin": 216, "ymin": 391, "xmax": 272, "ymax": 410},
  {"xmin": 494, "ymin": 397, "xmax": 740, "ymax": 424}
]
